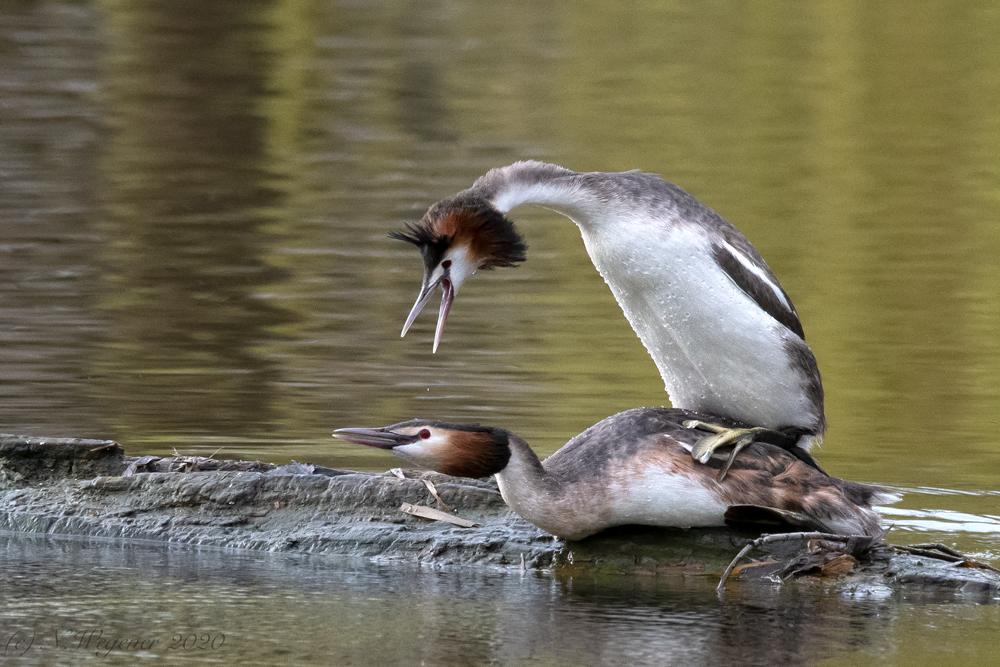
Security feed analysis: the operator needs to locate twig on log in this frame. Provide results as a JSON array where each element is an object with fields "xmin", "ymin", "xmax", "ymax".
[{"xmin": 757, "ymin": 532, "xmax": 851, "ymax": 546}]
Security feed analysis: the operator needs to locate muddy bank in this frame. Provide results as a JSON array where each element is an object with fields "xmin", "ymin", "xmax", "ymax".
[{"xmin": 1, "ymin": 434, "xmax": 998, "ymax": 596}]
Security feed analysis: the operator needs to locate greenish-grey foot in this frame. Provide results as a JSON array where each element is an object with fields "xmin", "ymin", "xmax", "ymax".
[{"xmin": 683, "ymin": 421, "xmax": 793, "ymax": 482}]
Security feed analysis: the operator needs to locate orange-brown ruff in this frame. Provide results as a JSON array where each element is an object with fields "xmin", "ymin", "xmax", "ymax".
[
  {"xmin": 391, "ymin": 197, "xmax": 527, "ymax": 272},
  {"xmin": 423, "ymin": 423, "xmax": 512, "ymax": 479},
  {"xmin": 335, "ymin": 408, "xmax": 895, "ymax": 541}
]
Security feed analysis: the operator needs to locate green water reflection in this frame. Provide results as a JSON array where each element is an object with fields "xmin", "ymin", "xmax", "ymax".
[
  {"xmin": 0, "ymin": 0, "xmax": 998, "ymax": 578},
  {"xmin": 74, "ymin": 0, "xmax": 1000, "ymax": 490},
  {"xmin": 88, "ymin": 1, "xmax": 1000, "ymax": 488},
  {"xmin": 95, "ymin": 0, "xmax": 298, "ymax": 444},
  {"xmin": 0, "ymin": 0, "xmax": 1000, "ymax": 508},
  {"xmin": 2, "ymin": 0, "xmax": 1000, "ymax": 663}
]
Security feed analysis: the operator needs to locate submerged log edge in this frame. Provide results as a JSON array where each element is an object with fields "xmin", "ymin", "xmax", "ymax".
[{"xmin": 1, "ymin": 435, "xmax": 997, "ymax": 595}]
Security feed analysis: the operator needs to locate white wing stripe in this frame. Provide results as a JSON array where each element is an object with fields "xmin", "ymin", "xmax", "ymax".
[{"xmin": 721, "ymin": 241, "xmax": 791, "ymax": 312}]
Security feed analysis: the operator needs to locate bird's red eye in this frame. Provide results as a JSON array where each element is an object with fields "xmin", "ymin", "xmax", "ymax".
[
  {"xmin": 441, "ymin": 260, "xmax": 452, "ymax": 269},
  {"xmin": 418, "ymin": 429, "xmax": 431, "ymax": 439}
]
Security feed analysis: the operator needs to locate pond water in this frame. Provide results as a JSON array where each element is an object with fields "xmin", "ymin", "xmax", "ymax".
[
  {"xmin": 1, "ymin": 533, "xmax": 998, "ymax": 667},
  {"xmin": 1, "ymin": 0, "xmax": 999, "ymax": 663}
]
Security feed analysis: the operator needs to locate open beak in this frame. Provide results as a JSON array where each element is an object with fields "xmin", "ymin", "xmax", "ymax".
[
  {"xmin": 332, "ymin": 427, "xmax": 417, "ymax": 450},
  {"xmin": 400, "ymin": 272, "xmax": 455, "ymax": 353}
]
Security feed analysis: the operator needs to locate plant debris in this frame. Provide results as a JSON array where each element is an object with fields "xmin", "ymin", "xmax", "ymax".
[
  {"xmin": 400, "ymin": 502, "xmax": 480, "ymax": 528},
  {"xmin": 717, "ymin": 529, "xmax": 997, "ymax": 591}
]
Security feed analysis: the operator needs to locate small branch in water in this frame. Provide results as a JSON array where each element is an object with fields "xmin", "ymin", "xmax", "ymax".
[
  {"xmin": 903, "ymin": 543, "xmax": 966, "ymax": 560},
  {"xmin": 893, "ymin": 545, "xmax": 964, "ymax": 563},
  {"xmin": 716, "ymin": 543, "xmax": 754, "ymax": 591},
  {"xmin": 891, "ymin": 544, "xmax": 999, "ymax": 572}
]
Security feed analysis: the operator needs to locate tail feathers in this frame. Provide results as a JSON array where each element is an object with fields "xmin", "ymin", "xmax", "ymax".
[
  {"xmin": 840, "ymin": 480, "xmax": 901, "ymax": 508},
  {"xmin": 724, "ymin": 501, "xmax": 886, "ymax": 538}
]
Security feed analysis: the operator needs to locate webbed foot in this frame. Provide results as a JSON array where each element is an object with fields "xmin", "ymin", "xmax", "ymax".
[{"xmin": 683, "ymin": 421, "xmax": 796, "ymax": 481}]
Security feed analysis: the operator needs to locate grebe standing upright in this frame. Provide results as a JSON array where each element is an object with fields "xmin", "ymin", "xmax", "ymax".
[
  {"xmin": 334, "ymin": 408, "xmax": 891, "ymax": 540},
  {"xmin": 391, "ymin": 162, "xmax": 824, "ymax": 464}
]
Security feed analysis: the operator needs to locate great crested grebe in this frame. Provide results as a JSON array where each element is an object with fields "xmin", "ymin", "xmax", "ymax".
[
  {"xmin": 334, "ymin": 408, "xmax": 892, "ymax": 540},
  {"xmin": 391, "ymin": 162, "xmax": 824, "ymax": 465}
]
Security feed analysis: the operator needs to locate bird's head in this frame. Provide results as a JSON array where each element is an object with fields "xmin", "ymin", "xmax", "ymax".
[
  {"xmin": 333, "ymin": 420, "xmax": 512, "ymax": 478},
  {"xmin": 390, "ymin": 196, "xmax": 526, "ymax": 352}
]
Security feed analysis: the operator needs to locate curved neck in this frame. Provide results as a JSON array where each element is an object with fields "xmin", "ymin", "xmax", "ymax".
[
  {"xmin": 462, "ymin": 162, "xmax": 824, "ymax": 435},
  {"xmin": 494, "ymin": 435, "xmax": 600, "ymax": 540},
  {"xmin": 494, "ymin": 434, "xmax": 548, "ymax": 503},
  {"xmin": 463, "ymin": 161, "xmax": 596, "ymax": 223}
]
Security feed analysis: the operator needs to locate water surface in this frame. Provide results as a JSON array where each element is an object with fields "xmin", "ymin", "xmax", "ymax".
[
  {"xmin": 1, "ymin": 533, "xmax": 997, "ymax": 667},
  {"xmin": 1, "ymin": 1, "xmax": 999, "ymax": 662}
]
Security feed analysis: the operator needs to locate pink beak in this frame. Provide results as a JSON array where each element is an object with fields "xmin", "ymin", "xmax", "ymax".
[
  {"xmin": 400, "ymin": 274, "xmax": 454, "ymax": 353},
  {"xmin": 332, "ymin": 427, "xmax": 416, "ymax": 449}
]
